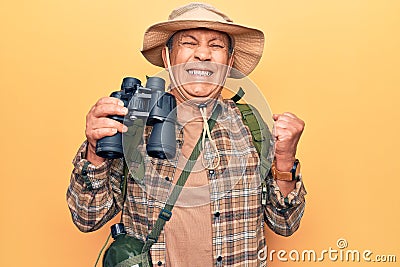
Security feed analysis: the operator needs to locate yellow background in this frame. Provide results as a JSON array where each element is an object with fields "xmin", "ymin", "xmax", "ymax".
[{"xmin": 1, "ymin": 0, "xmax": 399, "ymax": 266}]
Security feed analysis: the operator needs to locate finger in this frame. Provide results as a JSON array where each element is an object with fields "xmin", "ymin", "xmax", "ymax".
[
  {"xmin": 96, "ymin": 96, "xmax": 125, "ymax": 107},
  {"xmin": 274, "ymin": 113, "xmax": 298, "ymax": 123},
  {"xmin": 274, "ymin": 128, "xmax": 294, "ymax": 140},
  {"xmin": 274, "ymin": 112, "xmax": 301, "ymax": 122},
  {"xmin": 90, "ymin": 128, "xmax": 119, "ymax": 141},
  {"xmin": 275, "ymin": 115, "xmax": 294, "ymax": 124},
  {"xmin": 92, "ymin": 103, "xmax": 128, "ymax": 118},
  {"xmin": 273, "ymin": 125, "xmax": 289, "ymax": 139},
  {"xmin": 91, "ymin": 118, "xmax": 128, "ymax": 132},
  {"xmin": 275, "ymin": 114, "xmax": 305, "ymax": 130},
  {"xmin": 282, "ymin": 112, "xmax": 297, "ymax": 119},
  {"xmin": 274, "ymin": 119, "xmax": 292, "ymax": 130},
  {"xmin": 86, "ymin": 120, "xmax": 128, "ymax": 142}
]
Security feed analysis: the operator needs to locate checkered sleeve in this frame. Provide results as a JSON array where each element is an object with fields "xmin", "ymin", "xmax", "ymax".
[
  {"xmin": 264, "ymin": 172, "xmax": 307, "ymax": 236},
  {"xmin": 66, "ymin": 140, "xmax": 125, "ymax": 232}
]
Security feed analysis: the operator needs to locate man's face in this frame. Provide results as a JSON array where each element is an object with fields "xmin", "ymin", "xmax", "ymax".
[{"xmin": 162, "ymin": 28, "xmax": 234, "ymax": 101}]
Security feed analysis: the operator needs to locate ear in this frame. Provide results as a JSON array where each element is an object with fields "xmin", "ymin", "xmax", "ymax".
[{"xmin": 161, "ymin": 47, "xmax": 168, "ymax": 69}]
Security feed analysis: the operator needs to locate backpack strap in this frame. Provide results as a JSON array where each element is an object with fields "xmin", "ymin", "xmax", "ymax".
[
  {"xmin": 231, "ymin": 91, "xmax": 273, "ymax": 207},
  {"xmin": 141, "ymin": 104, "xmax": 222, "ymax": 253},
  {"xmin": 235, "ymin": 103, "xmax": 272, "ymax": 179}
]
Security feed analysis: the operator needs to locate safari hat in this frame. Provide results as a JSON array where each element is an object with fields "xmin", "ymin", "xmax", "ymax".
[{"xmin": 141, "ymin": 2, "xmax": 265, "ymax": 78}]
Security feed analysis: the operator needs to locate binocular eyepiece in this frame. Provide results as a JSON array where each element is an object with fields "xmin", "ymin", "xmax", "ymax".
[{"xmin": 95, "ymin": 76, "xmax": 177, "ymax": 160}]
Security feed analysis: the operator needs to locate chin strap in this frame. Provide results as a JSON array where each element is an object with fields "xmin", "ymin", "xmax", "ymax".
[
  {"xmin": 165, "ymin": 46, "xmax": 189, "ymax": 102},
  {"xmin": 199, "ymin": 103, "xmax": 220, "ymax": 170}
]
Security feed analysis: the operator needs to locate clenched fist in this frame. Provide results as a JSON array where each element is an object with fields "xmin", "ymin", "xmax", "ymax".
[
  {"xmin": 85, "ymin": 97, "xmax": 128, "ymax": 165},
  {"xmin": 272, "ymin": 112, "xmax": 305, "ymax": 172}
]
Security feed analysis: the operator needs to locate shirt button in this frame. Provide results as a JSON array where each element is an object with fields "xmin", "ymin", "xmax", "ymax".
[
  {"xmin": 82, "ymin": 170, "xmax": 87, "ymax": 176},
  {"xmin": 157, "ymin": 261, "xmax": 163, "ymax": 266},
  {"xmin": 165, "ymin": 176, "xmax": 170, "ymax": 181},
  {"xmin": 214, "ymin": 211, "xmax": 220, "ymax": 218},
  {"xmin": 217, "ymin": 256, "xmax": 223, "ymax": 262}
]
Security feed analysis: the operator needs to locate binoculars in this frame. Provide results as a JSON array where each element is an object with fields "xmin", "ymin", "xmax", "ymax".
[{"xmin": 96, "ymin": 76, "xmax": 177, "ymax": 159}]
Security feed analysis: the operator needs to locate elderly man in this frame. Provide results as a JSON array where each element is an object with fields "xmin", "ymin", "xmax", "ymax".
[{"xmin": 67, "ymin": 2, "xmax": 306, "ymax": 266}]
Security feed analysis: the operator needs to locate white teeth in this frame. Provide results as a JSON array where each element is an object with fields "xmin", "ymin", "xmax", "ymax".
[{"xmin": 187, "ymin": 69, "xmax": 213, "ymax": 76}]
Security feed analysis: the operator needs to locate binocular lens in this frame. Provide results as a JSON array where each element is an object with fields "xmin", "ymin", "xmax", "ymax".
[
  {"xmin": 146, "ymin": 77, "xmax": 165, "ymax": 91},
  {"xmin": 146, "ymin": 120, "xmax": 176, "ymax": 159},
  {"xmin": 96, "ymin": 133, "xmax": 124, "ymax": 159}
]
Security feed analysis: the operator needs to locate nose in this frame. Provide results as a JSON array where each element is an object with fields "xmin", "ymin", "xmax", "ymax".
[{"xmin": 194, "ymin": 45, "xmax": 211, "ymax": 61}]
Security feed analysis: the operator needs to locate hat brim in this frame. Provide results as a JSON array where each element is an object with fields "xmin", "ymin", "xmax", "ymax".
[{"xmin": 141, "ymin": 20, "xmax": 264, "ymax": 79}]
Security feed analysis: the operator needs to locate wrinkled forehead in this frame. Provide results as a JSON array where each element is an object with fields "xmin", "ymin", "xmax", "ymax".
[{"xmin": 172, "ymin": 28, "xmax": 231, "ymax": 43}]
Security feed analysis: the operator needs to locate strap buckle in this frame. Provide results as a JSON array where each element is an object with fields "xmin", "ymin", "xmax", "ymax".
[
  {"xmin": 261, "ymin": 181, "xmax": 267, "ymax": 206},
  {"xmin": 146, "ymin": 235, "xmax": 158, "ymax": 243},
  {"xmin": 159, "ymin": 208, "xmax": 172, "ymax": 221}
]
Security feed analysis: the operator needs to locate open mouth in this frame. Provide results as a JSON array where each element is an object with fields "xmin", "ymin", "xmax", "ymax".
[{"xmin": 186, "ymin": 69, "xmax": 214, "ymax": 77}]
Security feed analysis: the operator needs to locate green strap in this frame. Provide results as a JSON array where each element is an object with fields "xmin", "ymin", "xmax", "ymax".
[
  {"xmin": 236, "ymin": 103, "xmax": 272, "ymax": 179},
  {"xmin": 142, "ymin": 104, "xmax": 222, "ymax": 253},
  {"xmin": 231, "ymin": 89, "xmax": 274, "ymax": 208},
  {"xmin": 120, "ymin": 161, "xmax": 130, "ymax": 221},
  {"xmin": 119, "ymin": 118, "xmax": 145, "ymax": 218}
]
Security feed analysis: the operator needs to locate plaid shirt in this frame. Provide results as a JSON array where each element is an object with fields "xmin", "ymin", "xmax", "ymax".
[{"xmin": 67, "ymin": 99, "xmax": 306, "ymax": 267}]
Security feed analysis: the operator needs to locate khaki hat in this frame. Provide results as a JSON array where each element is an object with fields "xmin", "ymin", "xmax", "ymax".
[{"xmin": 141, "ymin": 2, "xmax": 265, "ymax": 78}]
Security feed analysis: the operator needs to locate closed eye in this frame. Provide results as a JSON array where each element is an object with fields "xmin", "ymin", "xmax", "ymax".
[
  {"xmin": 181, "ymin": 41, "xmax": 197, "ymax": 47},
  {"xmin": 211, "ymin": 44, "xmax": 224, "ymax": 48}
]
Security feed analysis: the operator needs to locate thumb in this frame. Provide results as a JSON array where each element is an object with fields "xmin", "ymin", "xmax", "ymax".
[{"xmin": 273, "ymin": 114, "xmax": 280, "ymax": 121}]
